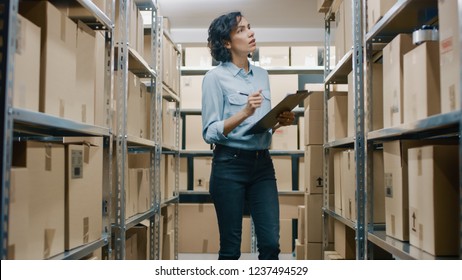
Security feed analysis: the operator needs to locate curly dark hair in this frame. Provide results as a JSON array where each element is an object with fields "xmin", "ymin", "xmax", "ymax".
[{"xmin": 207, "ymin": 11, "xmax": 243, "ymax": 63}]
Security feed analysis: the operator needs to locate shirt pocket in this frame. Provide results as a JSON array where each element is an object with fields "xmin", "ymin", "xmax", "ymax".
[{"xmin": 226, "ymin": 93, "xmax": 248, "ymax": 115}]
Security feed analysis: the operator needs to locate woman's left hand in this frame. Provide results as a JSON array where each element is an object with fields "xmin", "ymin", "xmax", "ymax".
[{"xmin": 277, "ymin": 111, "xmax": 295, "ymax": 126}]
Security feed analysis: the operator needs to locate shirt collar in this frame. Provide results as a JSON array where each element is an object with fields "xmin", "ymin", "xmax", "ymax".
[{"xmin": 223, "ymin": 61, "xmax": 254, "ymax": 77}]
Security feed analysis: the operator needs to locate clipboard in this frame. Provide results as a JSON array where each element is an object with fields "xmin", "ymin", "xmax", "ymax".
[{"xmin": 244, "ymin": 90, "xmax": 311, "ymax": 135}]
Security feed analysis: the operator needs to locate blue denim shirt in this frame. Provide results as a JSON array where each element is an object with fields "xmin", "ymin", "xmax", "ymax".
[{"xmin": 202, "ymin": 62, "xmax": 272, "ymax": 150}]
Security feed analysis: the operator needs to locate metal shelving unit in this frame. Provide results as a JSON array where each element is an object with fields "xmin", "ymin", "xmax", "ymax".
[
  {"xmin": 112, "ymin": 0, "xmax": 161, "ymax": 260},
  {"xmin": 364, "ymin": 0, "xmax": 461, "ymax": 260},
  {"xmin": 158, "ymin": 18, "xmax": 181, "ymax": 260},
  {"xmin": 1, "ymin": 0, "xmax": 114, "ymax": 259},
  {"xmin": 321, "ymin": 0, "xmax": 461, "ymax": 260}
]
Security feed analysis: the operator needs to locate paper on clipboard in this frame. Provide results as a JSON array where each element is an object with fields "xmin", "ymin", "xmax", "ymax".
[{"xmin": 244, "ymin": 90, "xmax": 311, "ymax": 135}]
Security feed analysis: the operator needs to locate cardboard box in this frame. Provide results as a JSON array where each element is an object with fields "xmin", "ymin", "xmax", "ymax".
[
  {"xmin": 334, "ymin": 220, "xmax": 356, "ymax": 259},
  {"xmin": 328, "ymin": 95, "xmax": 348, "ymax": 142},
  {"xmin": 271, "ymin": 124, "xmax": 298, "ymax": 150},
  {"xmin": 304, "ymin": 145, "xmax": 324, "ymax": 194},
  {"xmin": 114, "ymin": 0, "xmax": 137, "ymax": 48},
  {"xmin": 74, "ymin": 21, "xmax": 96, "ymax": 124},
  {"xmin": 304, "ymin": 194, "xmax": 334, "ymax": 243},
  {"xmin": 13, "ymin": 14, "xmax": 40, "ymax": 111},
  {"xmin": 295, "ymin": 239, "xmax": 305, "ymax": 260},
  {"xmin": 304, "ymin": 109, "xmax": 324, "ymax": 145},
  {"xmin": 333, "ymin": 149, "xmax": 343, "ymax": 216},
  {"xmin": 334, "ymin": 1, "xmax": 345, "ymax": 63},
  {"xmin": 439, "ymin": 0, "xmax": 460, "ymax": 113},
  {"xmin": 64, "ymin": 139, "xmax": 103, "ymax": 250},
  {"xmin": 341, "ymin": 150, "xmax": 356, "ymax": 222},
  {"xmin": 403, "ymin": 42, "xmax": 440, "ymax": 124},
  {"xmin": 162, "ymin": 35, "xmax": 173, "ymax": 89},
  {"xmin": 298, "ymin": 117, "xmax": 305, "ymax": 149},
  {"xmin": 94, "ymin": 31, "xmax": 107, "ymax": 127},
  {"xmin": 193, "ymin": 157, "xmax": 212, "ymax": 191},
  {"xmin": 367, "ymin": 0, "xmax": 397, "ymax": 32},
  {"xmin": 367, "ymin": 63, "xmax": 384, "ymax": 132},
  {"xmin": 184, "ymin": 47, "xmax": 213, "ymax": 67},
  {"xmin": 185, "ymin": 115, "xmax": 211, "ymax": 150},
  {"xmin": 127, "ymin": 71, "xmax": 142, "ymax": 137},
  {"xmin": 324, "ymin": 250, "xmax": 344, "ymax": 260},
  {"xmin": 383, "ymin": 140, "xmax": 426, "ymax": 241},
  {"xmin": 372, "ymin": 150, "xmax": 386, "ymax": 224},
  {"xmin": 181, "ymin": 75, "xmax": 203, "ymax": 109},
  {"xmin": 347, "ymin": 72, "xmax": 354, "ymax": 137},
  {"xmin": 125, "ymin": 224, "xmax": 148, "ymax": 260},
  {"xmin": 306, "ymin": 242, "xmax": 322, "ymax": 260},
  {"xmin": 279, "ymin": 194, "xmax": 304, "ymax": 219},
  {"xmin": 291, "ymin": 46, "xmax": 318, "ymax": 67},
  {"xmin": 179, "ymin": 203, "xmax": 219, "ymax": 253},
  {"xmin": 269, "ymin": 74, "xmax": 299, "ymax": 109},
  {"xmin": 408, "ymin": 145, "xmax": 459, "ymax": 256},
  {"xmin": 303, "ymin": 84, "xmax": 349, "ymax": 111},
  {"xmin": 143, "ymin": 33, "xmax": 154, "ymax": 67},
  {"xmin": 280, "ymin": 219, "xmax": 293, "ymax": 253},
  {"xmin": 382, "ymin": 34, "xmax": 415, "ymax": 128},
  {"xmin": 11, "ymin": 141, "xmax": 65, "ymax": 259},
  {"xmin": 343, "ymin": 0, "xmax": 353, "ymax": 53},
  {"xmin": 8, "ymin": 168, "xmax": 30, "ymax": 259},
  {"xmin": 241, "ymin": 217, "xmax": 252, "ymax": 253},
  {"xmin": 297, "ymin": 206, "xmax": 306, "ymax": 244},
  {"xmin": 162, "ymin": 97, "xmax": 178, "ymax": 148},
  {"xmin": 273, "ymin": 156, "xmax": 293, "ymax": 191},
  {"xmin": 259, "ymin": 46, "xmax": 290, "ymax": 67},
  {"xmin": 60, "ymin": 0, "xmax": 108, "ymax": 18},
  {"xmin": 20, "ymin": 1, "xmax": 78, "ymax": 120}
]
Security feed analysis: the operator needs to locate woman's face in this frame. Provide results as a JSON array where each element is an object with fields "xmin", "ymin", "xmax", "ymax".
[{"xmin": 226, "ymin": 16, "xmax": 256, "ymax": 59}]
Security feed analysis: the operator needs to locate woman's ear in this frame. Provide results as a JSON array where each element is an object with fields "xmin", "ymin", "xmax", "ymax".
[{"xmin": 224, "ymin": 41, "xmax": 231, "ymax": 49}]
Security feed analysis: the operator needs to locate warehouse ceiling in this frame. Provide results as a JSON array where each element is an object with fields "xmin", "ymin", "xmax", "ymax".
[
  {"xmin": 156, "ymin": 0, "xmax": 326, "ymax": 45},
  {"xmin": 157, "ymin": 0, "xmax": 324, "ymax": 29}
]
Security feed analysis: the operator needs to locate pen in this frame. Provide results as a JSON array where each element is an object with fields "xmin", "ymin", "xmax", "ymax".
[{"xmin": 238, "ymin": 91, "xmax": 249, "ymax": 96}]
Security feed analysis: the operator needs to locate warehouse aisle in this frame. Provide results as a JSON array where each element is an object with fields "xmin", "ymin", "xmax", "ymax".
[{"xmin": 178, "ymin": 253, "xmax": 295, "ymax": 260}]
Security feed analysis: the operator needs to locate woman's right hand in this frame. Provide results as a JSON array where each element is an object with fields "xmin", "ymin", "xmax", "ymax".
[{"xmin": 243, "ymin": 89, "xmax": 263, "ymax": 117}]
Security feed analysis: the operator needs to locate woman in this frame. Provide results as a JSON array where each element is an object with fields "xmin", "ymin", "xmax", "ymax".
[{"xmin": 202, "ymin": 11, "xmax": 295, "ymax": 260}]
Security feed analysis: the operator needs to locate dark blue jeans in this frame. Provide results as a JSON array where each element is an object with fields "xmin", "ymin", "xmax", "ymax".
[{"xmin": 209, "ymin": 144, "xmax": 280, "ymax": 260}]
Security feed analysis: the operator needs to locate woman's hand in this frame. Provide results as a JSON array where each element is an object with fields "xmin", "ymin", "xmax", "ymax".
[
  {"xmin": 243, "ymin": 89, "xmax": 263, "ymax": 117},
  {"xmin": 277, "ymin": 111, "xmax": 295, "ymax": 126}
]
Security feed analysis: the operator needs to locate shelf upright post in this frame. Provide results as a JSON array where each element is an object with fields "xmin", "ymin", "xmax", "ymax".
[
  {"xmin": 174, "ymin": 44, "xmax": 182, "ymax": 260},
  {"xmin": 362, "ymin": 0, "xmax": 375, "ymax": 260},
  {"xmin": 153, "ymin": 13, "xmax": 163, "ymax": 260},
  {"xmin": 114, "ymin": 0, "xmax": 130, "ymax": 260},
  {"xmin": 459, "ymin": 0, "xmax": 462, "ymax": 260},
  {"xmin": 144, "ymin": 2, "xmax": 159, "ymax": 261},
  {"xmin": 322, "ymin": 8, "xmax": 334, "ymax": 259},
  {"xmin": 101, "ymin": 0, "xmax": 116, "ymax": 259},
  {"xmin": 352, "ymin": 0, "xmax": 366, "ymax": 260},
  {"xmin": 0, "ymin": 0, "xmax": 18, "ymax": 260}
]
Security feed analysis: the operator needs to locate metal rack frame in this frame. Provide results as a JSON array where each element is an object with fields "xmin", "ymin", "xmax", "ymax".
[
  {"xmin": 322, "ymin": 0, "xmax": 462, "ymax": 260},
  {"xmin": 1, "ymin": 0, "xmax": 115, "ymax": 260},
  {"xmin": 158, "ymin": 18, "xmax": 181, "ymax": 260},
  {"xmin": 112, "ymin": 0, "xmax": 161, "ymax": 260}
]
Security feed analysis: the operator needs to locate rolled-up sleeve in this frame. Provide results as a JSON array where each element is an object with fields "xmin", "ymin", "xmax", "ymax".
[{"xmin": 202, "ymin": 72, "xmax": 228, "ymax": 144}]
